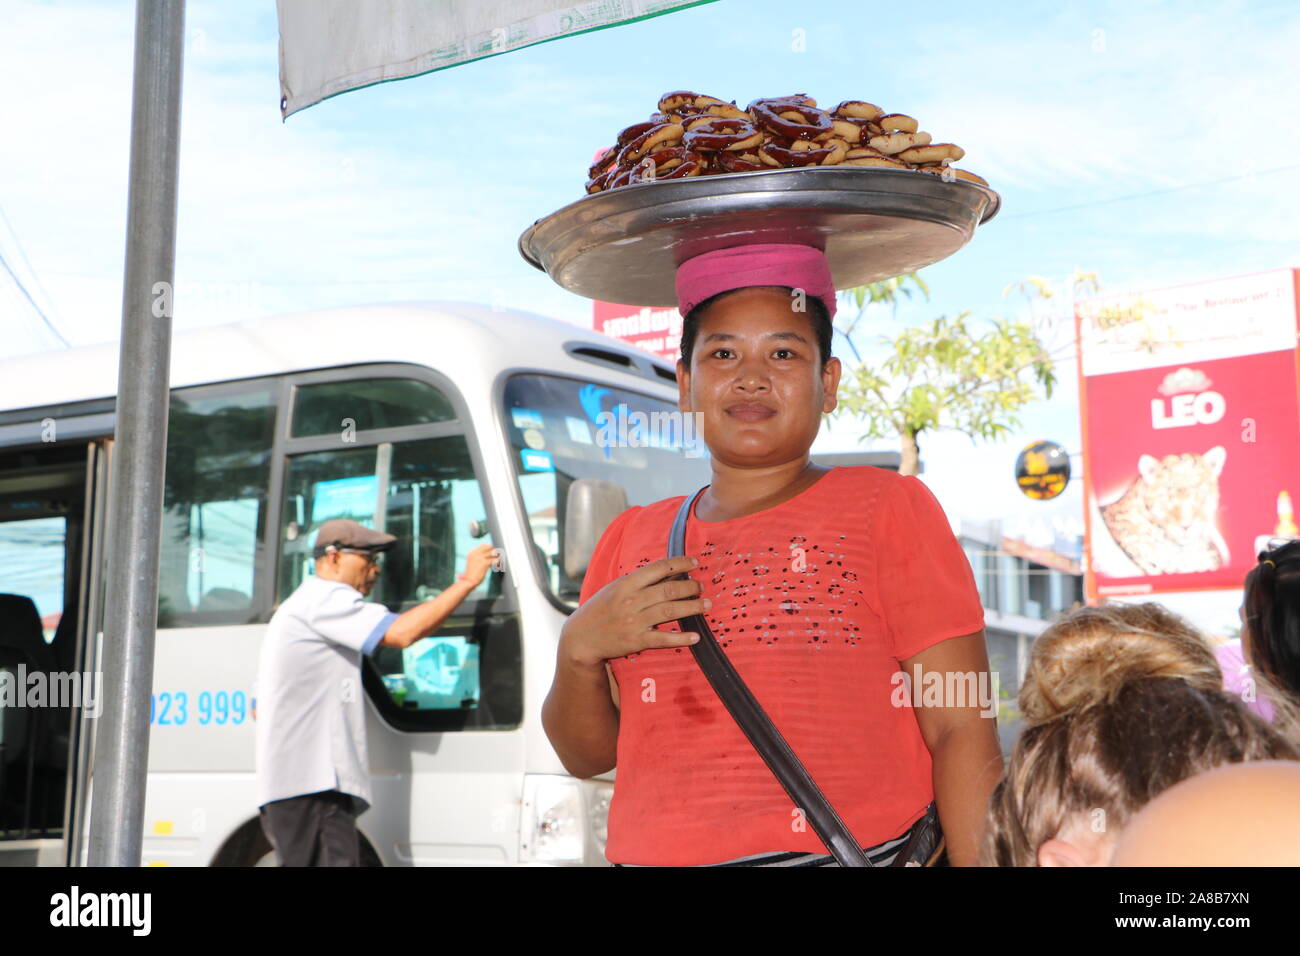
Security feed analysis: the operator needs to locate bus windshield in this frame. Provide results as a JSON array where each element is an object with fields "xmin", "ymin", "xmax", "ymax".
[{"xmin": 502, "ymin": 373, "xmax": 711, "ymax": 605}]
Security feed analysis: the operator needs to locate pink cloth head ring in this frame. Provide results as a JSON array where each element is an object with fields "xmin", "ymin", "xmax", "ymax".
[{"xmin": 674, "ymin": 243, "xmax": 838, "ymax": 320}]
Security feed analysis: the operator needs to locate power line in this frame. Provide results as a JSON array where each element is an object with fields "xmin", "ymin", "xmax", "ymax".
[
  {"xmin": 1001, "ymin": 163, "xmax": 1300, "ymax": 221},
  {"xmin": 0, "ymin": 205, "xmax": 65, "ymax": 327},
  {"xmin": 0, "ymin": 206, "xmax": 70, "ymax": 348},
  {"xmin": 0, "ymin": 250, "xmax": 70, "ymax": 348}
]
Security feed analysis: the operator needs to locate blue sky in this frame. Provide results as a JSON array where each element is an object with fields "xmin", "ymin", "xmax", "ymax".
[{"xmin": 3, "ymin": 0, "xmax": 1299, "ymax": 631}]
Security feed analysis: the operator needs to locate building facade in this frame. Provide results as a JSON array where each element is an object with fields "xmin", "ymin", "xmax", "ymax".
[{"xmin": 959, "ymin": 518, "xmax": 1085, "ymax": 751}]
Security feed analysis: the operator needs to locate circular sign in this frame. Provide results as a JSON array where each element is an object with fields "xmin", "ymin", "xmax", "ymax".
[{"xmin": 1015, "ymin": 441, "xmax": 1071, "ymax": 500}]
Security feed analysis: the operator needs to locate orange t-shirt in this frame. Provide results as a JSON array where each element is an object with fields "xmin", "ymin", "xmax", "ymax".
[{"xmin": 578, "ymin": 465, "xmax": 986, "ymax": 866}]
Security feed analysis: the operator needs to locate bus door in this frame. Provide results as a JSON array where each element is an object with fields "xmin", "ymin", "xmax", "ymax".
[
  {"xmin": 0, "ymin": 430, "xmax": 110, "ymax": 866},
  {"xmin": 272, "ymin": 372, "xmax": 523, "ymax": 865}
]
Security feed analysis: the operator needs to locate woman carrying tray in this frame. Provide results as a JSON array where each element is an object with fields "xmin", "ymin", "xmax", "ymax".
[{"xmin": 542, "ymin": 243, "xmax": 1003, "ymax": 866}]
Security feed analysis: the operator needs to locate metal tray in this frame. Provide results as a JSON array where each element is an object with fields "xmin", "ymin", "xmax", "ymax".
[{"xmin": 518, "ymin": 166, "xmax": 1000, "ymax": 306}]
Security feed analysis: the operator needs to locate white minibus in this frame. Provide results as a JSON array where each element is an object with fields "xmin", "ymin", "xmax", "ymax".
[{"xmin": 0, "ymin": 301, "xmax": 708, "ymax": 865}]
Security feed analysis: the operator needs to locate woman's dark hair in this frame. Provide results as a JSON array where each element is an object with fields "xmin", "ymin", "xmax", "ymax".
[
  {"xmin": 680, "ymin": 286, "xmax": 833, "ymax": 370},
  {"xmin": 1243, "ymin": 539, "xmax": 1300, "ymax": 699}
]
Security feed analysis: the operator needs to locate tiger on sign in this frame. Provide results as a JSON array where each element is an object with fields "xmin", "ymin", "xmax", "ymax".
[{"xmin": 1098, "ymin": 446, "xmax": 1230, "ymax": 576}]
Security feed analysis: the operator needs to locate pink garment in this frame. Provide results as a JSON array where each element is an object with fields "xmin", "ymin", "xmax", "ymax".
[
  {"xmin": 580, "ymin": 467, "xmax": 986, "ymax": 864},
  {"xmin": 1216, "ymin": 639, "xmax": 1276, "ymax": 723},
  {"xmin": 674, "ymin": 243, "xmax": 838, "ymax": 319}
]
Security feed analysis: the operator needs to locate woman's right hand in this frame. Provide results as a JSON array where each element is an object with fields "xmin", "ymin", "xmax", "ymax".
[{"xmin": 561, "ymin": 556, "xmax": 710, "ymax": 667}]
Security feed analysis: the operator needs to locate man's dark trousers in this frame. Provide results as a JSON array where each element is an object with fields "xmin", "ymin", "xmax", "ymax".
[{"xmin": 259, "ymin": 790, "xmax": 361, "ymax": 866}]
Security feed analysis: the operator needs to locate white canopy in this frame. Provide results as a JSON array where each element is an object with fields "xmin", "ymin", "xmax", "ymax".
[{"xmin": 276, "ymin": 0, "xmax": 714, "ymax": 118}]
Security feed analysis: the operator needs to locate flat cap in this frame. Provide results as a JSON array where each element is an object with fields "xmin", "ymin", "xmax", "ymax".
[{"xmin": 313, "ymin": 519, "xmax": 397, "ymax": 553}]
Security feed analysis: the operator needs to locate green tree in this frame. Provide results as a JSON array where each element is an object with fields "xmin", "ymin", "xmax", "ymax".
[{"xmin": 831, "ymin": 274, "xmax": 1062, "ymax": 477}]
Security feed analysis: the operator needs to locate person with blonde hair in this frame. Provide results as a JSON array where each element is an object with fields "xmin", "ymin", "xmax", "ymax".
[{"xmin": 981, "ymin": 602, "xmax": 1298, "ymax": 867}]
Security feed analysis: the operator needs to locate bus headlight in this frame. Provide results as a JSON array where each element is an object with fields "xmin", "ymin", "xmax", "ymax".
[{"xmin": 520, "ymin": 775, "xmax": 584, "ymax": 864}]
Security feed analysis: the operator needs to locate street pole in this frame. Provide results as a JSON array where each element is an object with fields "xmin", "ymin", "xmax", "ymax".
[{"xmin": 87, "ymin": 0, "xmax": 186, "ymax": 867}]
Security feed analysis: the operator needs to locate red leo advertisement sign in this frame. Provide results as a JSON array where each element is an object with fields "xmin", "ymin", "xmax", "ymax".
[
  {"xmin": 1077, "ymin": 269, "xmax": 1300, "ymax": 601},
  {"xmin": 591, "ymin": 300, "xmax": 683, "ymax": 365}
]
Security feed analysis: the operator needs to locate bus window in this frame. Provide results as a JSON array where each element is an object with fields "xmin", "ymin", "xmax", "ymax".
[
  {"xmin": 0, "ymin": 442, "xmax": 86, "ymax": 842},
  {"xmin": 290, "ymin": 379, "xmax": 455, "ymax": 437},
  {"xmin": 501, "ymin": 374, "xmax": 711, "ymax": 605},
  {"xmin": 160, "ymin": 384, "xmax": 276, "ymax": 626},
  {"xmin": 278, "ymin": 434, "xmax": 521, "ymax": 730},
  {"xmin": 0, "ymin": 516, "xmax": 65, "ymax": 642},
  {"xmin": 277, "ymin": 435, "xmax": 493, "ymax": 611},
  {"xmin": 377, "ymin": 632, "xmax": 482, "ymax": 712},
  {"xmin": 367, "ymin": 615, "xmax": 523, "ymax": 732}
]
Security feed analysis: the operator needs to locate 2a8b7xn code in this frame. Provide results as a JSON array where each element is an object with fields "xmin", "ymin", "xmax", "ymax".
[{"xmin": 1118, "ymin": 892, "xmax": 1248, "ymax": 905}]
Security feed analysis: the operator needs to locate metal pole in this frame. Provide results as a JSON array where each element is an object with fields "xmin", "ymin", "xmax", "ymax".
[{"xmin": 88, "ymin": 0, "xmax": 186, "ymax": 867}]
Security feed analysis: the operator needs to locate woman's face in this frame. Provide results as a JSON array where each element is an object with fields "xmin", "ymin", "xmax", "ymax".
[{"xmin": 677, "ymin": 285, "xmax": 841, "ymax": 468}]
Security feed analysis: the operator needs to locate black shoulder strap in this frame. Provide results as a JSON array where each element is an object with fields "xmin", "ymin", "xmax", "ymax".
[{"xmin": 669, "ymin": 488, "xmax": 872, "ymax": 867}]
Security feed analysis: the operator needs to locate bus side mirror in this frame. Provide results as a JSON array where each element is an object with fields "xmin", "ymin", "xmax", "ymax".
[{"xmin": 563, "ymin": 479, "xmax": 629, "ymax": 580}]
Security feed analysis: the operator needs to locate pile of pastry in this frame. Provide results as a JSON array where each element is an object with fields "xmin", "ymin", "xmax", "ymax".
[{"xmin": 585, "ymin": 91, "xmax": 986, "ymax": 194}]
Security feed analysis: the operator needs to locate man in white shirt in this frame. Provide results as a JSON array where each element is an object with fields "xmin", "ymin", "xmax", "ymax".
[{"xmin": 255, "ymin": 518, "xmax": 498, "ymax": 866}]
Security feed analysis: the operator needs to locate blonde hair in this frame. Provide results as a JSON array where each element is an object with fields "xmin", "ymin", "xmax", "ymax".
[{"xmin": 982, "ymin": 603, "xmax": 1299, "ymax": 867}]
